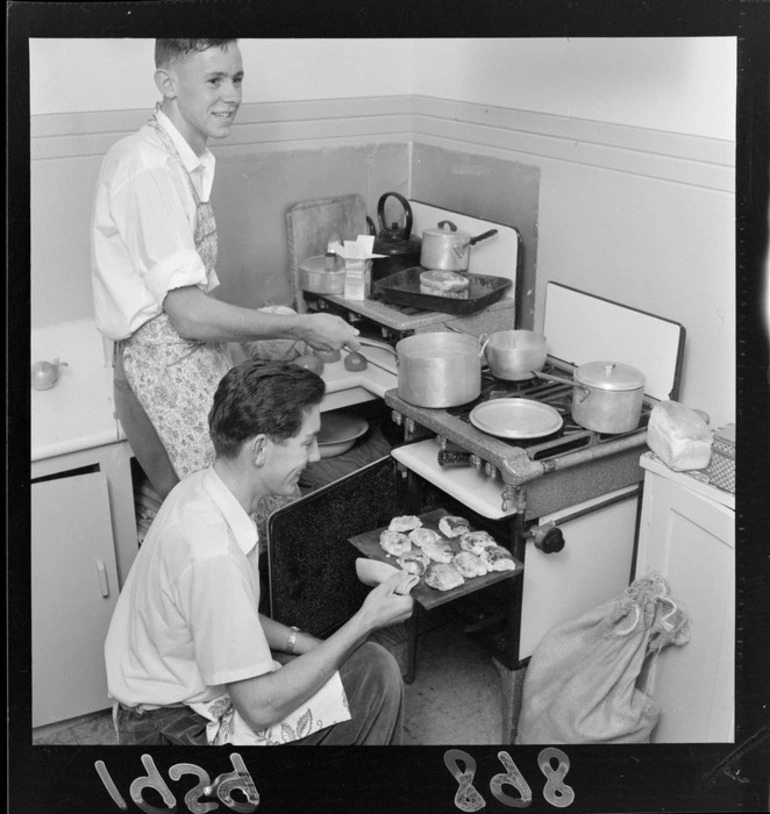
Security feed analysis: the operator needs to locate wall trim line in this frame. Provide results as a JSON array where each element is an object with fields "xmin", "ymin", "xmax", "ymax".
[{"xmin": 31, "ymin": 94, "xmax": 733, "ymax": 191}]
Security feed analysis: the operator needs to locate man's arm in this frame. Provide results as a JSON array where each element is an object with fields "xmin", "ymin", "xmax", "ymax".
[
  {"xmin": 258, "ymin": 614, "xmax": 321, "ymax": 656},
  {"xmin": 164, "ymin": 286, "xmax": 360, "ymax": 353},
  {"xmin": 226, "ymin": 573, "xmax": 413, "ymax": 731}
]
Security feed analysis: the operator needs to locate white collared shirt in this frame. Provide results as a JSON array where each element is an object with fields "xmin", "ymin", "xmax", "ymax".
[
  {"xmin": 105, "ymin": 466, "xmax": 274, "ymax": 707},
  {"xmin": 91, "ymin": 108, "xmax": 219, "ymax": 340}
]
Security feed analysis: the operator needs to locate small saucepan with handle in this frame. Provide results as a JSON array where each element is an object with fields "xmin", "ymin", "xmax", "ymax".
[
  {"xmin": 533, "ymin": 361, "xmax": 646, "ymax": 434},
  {"xmin": 479, "ymin": 330, "xmax": 548, "ymax": 381},
  {"xmin": 420, "ymin": 220, "xmax": 498, "ymax": 272}
]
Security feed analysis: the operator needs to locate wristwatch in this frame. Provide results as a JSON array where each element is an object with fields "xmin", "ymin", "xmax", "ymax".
[{"xmin": 286, "ymin": 626, "xmax": 301, "ymax": 654}]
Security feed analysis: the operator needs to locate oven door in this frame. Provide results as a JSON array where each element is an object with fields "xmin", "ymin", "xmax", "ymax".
[
  {"xmin": 518, "ymin": 484, "xmax": 641, "ymax": 661},
  {"xmin": 267, "ymin": 456, "xmax": 405, "ymax": 637}
]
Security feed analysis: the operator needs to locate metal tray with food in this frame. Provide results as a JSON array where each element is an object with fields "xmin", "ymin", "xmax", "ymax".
[
  {"xmin": 375, "ymin": 267, "xmax": 512, "ymax": 315},
  {"xmin": 347, "ymin": 508, "xmax": 522, "ymax": 611}
]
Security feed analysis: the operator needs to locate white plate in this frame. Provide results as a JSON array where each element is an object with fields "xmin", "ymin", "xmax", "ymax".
[
  {"xmin": 355, "ymin": 558, "xmax": 420, "ymax": 595},
  {"xmin": 469, "ymin": 398, "xmax": 563, "ymax": 439}
]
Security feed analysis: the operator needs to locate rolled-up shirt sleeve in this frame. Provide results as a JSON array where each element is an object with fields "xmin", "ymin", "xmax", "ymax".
[
  {"xmin": 176, "ymin": 553, "xmax": 275, "ymax": 687},
  {"xmin": 111, "ymin": 164, "xmax": 209, "ymax": 308}
]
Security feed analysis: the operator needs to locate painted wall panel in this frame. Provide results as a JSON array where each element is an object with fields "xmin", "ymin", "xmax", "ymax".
[
  {"xmin": 212, "ymin": 143, "xmax": 408, "ymax": 310},
  {"xmin": 29, "ymin": 38, "xmax": 735, "ymax": 142},
  {"xmin": 410, "ymin": 144, "xmax": 541, "ymax": 327}
]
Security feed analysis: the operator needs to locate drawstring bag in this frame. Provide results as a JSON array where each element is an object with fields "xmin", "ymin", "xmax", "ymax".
[{"xmin": 516, "ymin": 572, "xmax": 690, "ymax": 744}]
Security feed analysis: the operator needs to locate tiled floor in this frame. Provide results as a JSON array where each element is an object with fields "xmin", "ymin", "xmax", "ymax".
[{"xmin": 32, "ymin": 616, "xmax": 506, "ymax": 746}]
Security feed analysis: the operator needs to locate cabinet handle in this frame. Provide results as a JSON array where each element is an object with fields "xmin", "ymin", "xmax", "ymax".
[{"xmin": 96, "ymin": 560, "xmax": 110, "ymax": 598}]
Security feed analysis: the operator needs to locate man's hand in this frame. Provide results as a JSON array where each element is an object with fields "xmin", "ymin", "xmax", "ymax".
[
  {"xmin": 297, "ymin": 313, "xmax": 361, "ymax": 353},
  {"xmin": 357, "ymin": 573, "xmax": 416, "ymax": 633}
]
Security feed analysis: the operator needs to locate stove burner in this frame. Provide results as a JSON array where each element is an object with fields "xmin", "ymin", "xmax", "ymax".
[{"xmin": 445, "ymin": 362, "xmax": 652, "ymax": 461}]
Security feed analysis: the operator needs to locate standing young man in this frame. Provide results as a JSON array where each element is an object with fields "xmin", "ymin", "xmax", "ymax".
[
  {"xmin": 92, "ymin": 39, "xmax": 360, "ymax": 500},
  {"xmin": 106, "ymin": 361, "xmax": 414, "ymax": 746}
]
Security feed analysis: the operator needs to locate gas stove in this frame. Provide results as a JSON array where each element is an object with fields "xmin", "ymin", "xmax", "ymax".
[{"xmin": 445, "ymin": 360, "xmax": 654, "ymax": 463}]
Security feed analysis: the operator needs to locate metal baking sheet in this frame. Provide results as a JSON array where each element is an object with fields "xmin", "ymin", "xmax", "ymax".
[
  {"xmin": 347, "ymin": 508, "xmax": 521, "ymax": 611},
  {"xmin": 376, "ymin": 267, "xmax": 512, "ymax": 315}
]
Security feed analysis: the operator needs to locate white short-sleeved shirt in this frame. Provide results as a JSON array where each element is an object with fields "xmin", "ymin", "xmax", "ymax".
[
  {"xmin": 91, "ymin": 108, "xmax": 220, "ymax": 340},
  {"xmin": 105, "ymin": 466, "xmax": 274, "ymax": 706},
  {"xmin": 105, "ymin": 465, "xmax": 351, "ymax": 745}
]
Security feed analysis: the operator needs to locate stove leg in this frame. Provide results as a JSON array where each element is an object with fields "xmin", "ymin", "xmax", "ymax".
[
  {"xmin": 403, "ymin": 604, "xmax": 420, "ymax": 685},
  {"xmin": 493, "ymin": 658, "xmax": 527, "ymax": 744}
]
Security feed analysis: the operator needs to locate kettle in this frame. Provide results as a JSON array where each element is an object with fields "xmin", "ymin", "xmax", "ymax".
[{"xmin": 368, "ymin": 192, "xmax": 423, "ymax": 283}]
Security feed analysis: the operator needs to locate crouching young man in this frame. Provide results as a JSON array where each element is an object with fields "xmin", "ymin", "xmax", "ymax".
[{"xmin": 105, "ymin": 360, "xmax": 414, "ymax": 745}]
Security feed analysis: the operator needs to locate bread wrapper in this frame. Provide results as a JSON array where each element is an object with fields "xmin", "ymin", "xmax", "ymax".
[{"xmin": 647, "ymin": 400, "xmax": 713, "ymax": 471}]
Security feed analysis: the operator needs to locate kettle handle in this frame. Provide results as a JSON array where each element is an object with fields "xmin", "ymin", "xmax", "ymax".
[
  {"xmin": 377, "ymin": 192, "xmax": 413, "ymax": 239},
  {"xmin": 366, "ymin": 215, "xmax": 376, "ymax": 236}
]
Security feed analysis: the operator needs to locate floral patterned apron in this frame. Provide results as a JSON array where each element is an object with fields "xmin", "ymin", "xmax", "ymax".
[
  {"xmin": 120, "ymin": 112, "xmax": 232, "ymax": 480},
  {"xmin": 118, "ymin": 110, "xmax": 299, "ymax": 542}
]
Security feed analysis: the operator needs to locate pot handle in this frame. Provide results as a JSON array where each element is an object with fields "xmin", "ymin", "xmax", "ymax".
[
  {"xmin": 531, "ymin": 370, "xmax": 574, "ymax": 387},
  {"xmin": 532, "ymin": 370, "xmax": 591, "ymax": 401},
  {"xmin": 377, "ymin": 192, "xmax": 413, "ymax": 240},
  {"xmin": 357, "ymin": 336, "xmax": 399, "ymax": 358},
  {"xmin": 468, "ymin": 229, "xmax": 499, "ymax": 246},
  {"xmin": 437, "ymin": 220, "xmax": 458, "ymax": 232},
  {"xmin": 477, "ymin": 333, "xmax": 490, "ymax": 358},
  {"xmin": 452, "ymin": 229, "xmax": 499, "ymax": 258}
]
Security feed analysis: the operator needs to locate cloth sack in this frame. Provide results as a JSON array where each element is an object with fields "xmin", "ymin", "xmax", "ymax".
[{"xmin": 516, "ymin": 572, "xmax": 690, "ymax": 745}]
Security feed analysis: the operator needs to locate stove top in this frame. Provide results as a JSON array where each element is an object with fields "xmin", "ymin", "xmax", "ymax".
[
  {"xmin": 384, "ymin": 356, "xmax": 656, "ymax": 488},
  {"xmin": 446, "ymin": 361, "xmax": 653, "ymax": 463}
]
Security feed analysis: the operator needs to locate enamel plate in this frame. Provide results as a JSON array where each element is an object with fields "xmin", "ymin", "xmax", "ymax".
[{"xmin": 469, "ymin": 398, "xmax": 564, "ymax": 440}]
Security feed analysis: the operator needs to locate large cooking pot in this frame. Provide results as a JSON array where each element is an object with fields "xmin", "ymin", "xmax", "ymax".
[
  {"xmin": 420, "ymin": 220, "xmax": 498, "ymax": 272},
  {"xmin": 396, "ymin": 332, "xmax": 482, "ymax": 408},
  {"xmin": 480, "ymin": 330, "xmax": 547, "ymax": 381},
  {"xmin": 534, "ymin": 361, "xmax": 646, "ymax": 434},
  {"xmin": 369, "ymin": 192, "xmax": 423, "ymax": 283}
]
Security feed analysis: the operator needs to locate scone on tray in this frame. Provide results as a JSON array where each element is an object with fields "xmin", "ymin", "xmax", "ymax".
[{"xmin": 419, "ymin": 269, "xmax": 470, "ymax": 299}]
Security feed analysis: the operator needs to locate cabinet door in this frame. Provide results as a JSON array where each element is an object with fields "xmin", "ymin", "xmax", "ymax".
[
  {"xmin": 636, "ymin": 471, "xmax": 735, "ymax": 743},
  {"xmin": 31, "ymin": 471, "xmax": 120, "ymax": 727}
]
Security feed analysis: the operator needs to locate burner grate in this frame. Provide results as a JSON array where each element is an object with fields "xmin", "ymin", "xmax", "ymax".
[{"xmin": 446, "ymin": 362, "xmax": 652, "ymax": 461}]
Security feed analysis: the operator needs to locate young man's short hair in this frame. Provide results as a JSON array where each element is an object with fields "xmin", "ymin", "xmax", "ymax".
[
  {"xmin": 155, "ymin": 39, "xmax": 238, "ymax": 69},
  {"xmin": 208, "ymin": 360, "xmax": 325, "ymax": 459}
]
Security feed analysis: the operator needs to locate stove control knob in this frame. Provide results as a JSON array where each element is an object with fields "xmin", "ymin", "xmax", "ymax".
[
  {"xmin": 530, "ymin": 522, "xmax": 565, "ymax": 554},
  {"xmin": 471, "ymin": 454, "xmax": 484, "ymax": 472},
  {"xmin": 484, "ymin": 462, "xmax": 497, "ymax": 479},
  {"xmin": 391, "ymin": 411, "xmax": 403, "ymax": 426}
]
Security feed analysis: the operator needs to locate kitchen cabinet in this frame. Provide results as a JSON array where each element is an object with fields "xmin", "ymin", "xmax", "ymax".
[
  {"xmin": 635, "ymin": 453, "xmax": 735, "ymax": 743},
  {"xmin": 31, "ymin": 470, "xmax": 121, "ymax": 727}
]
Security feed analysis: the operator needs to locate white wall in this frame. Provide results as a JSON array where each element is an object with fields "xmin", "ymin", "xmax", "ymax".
[
  {"xmin": 30, "ymin": 37, "xmax": 735, "ymax": 140},
  {"xmin": 412, "ymin": 38, "xmax": 736, "ymax": 141},
  {"xmin": 29, "ymin": 38, "xmax": 416, "ymax": 112}
]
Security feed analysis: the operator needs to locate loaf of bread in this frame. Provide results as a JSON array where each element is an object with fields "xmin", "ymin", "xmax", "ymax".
[
  {"xmin": 647, "ymin": 400, "xmax": 713, "ymax": 471},
  {"xmin": 419, "ymin": 270, "xmax": 470, "ymax": 299}
]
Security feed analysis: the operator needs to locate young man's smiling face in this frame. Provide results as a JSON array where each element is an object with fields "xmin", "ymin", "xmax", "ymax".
[
  {"xmin": 160, "ymin": 43, "xmax": 244, "ymax": 155},
  {"xmin": 262, "ymin": 405, "xmax": 322, "ymax": 497}
]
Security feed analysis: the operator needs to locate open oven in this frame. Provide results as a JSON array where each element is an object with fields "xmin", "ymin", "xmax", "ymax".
[{"xmin": 266, "ymin": 283, "xmax": 685, "ymax": 713}]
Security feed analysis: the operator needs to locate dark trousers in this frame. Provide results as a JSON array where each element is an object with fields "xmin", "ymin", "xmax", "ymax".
[{"xmin": 116, "ymin": 642, "xmax": 404, "ymax": 746}]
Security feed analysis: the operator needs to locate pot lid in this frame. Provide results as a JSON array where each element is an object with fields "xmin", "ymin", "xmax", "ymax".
[
  {"xmin": 422, "ymin": 220, "xmax": 471, "ymax": 241},
  {"xmin": 469, "ymin": 398, "xmax": 563, "ymax": 439},
  {"xmin": 575, "ymin": 361, "xmax": 646, "ymax": 391}
]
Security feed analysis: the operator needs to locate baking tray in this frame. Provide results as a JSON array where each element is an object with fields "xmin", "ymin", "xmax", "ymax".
[
  {"xmin": 376, "ymin": 267, "xmax": 512, "ymax": 315},
  {"xmin": 347, "ymin": 508, "xmax": 522, "ymax": 611}
]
